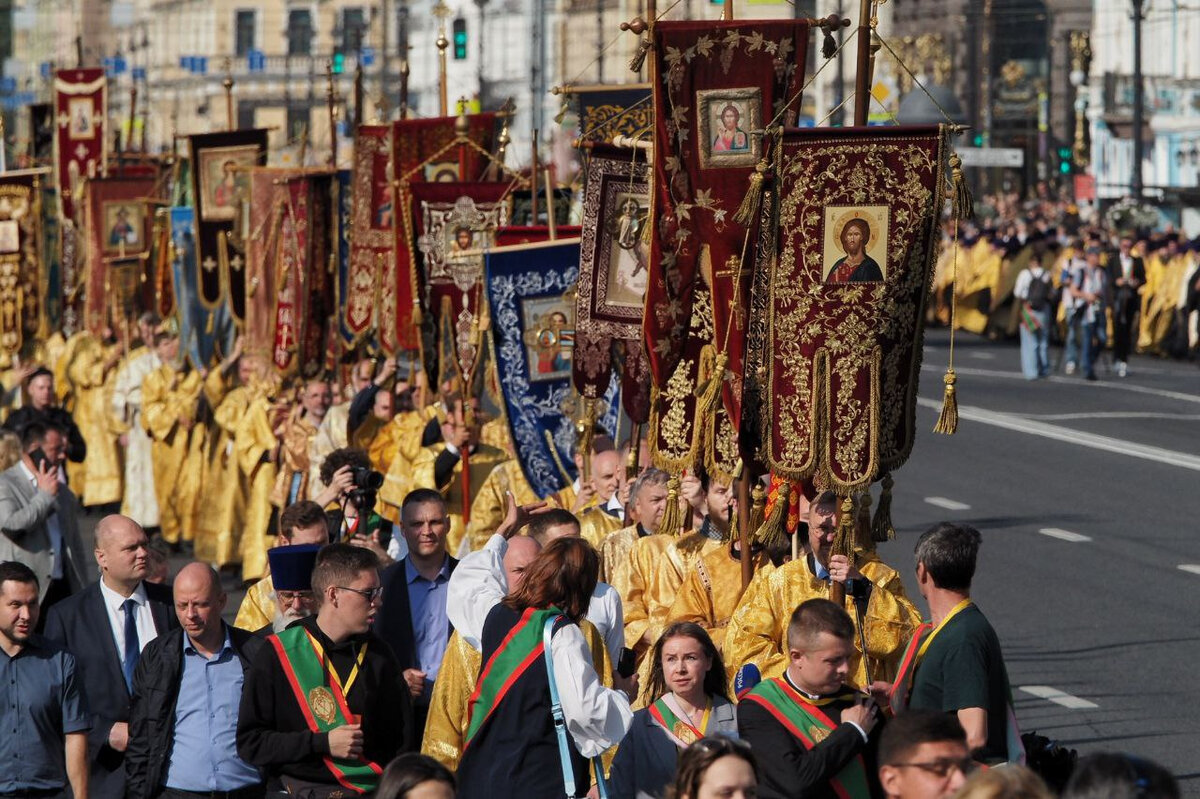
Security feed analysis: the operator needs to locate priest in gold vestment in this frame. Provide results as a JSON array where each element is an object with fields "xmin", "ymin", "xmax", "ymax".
[
  {"xmin": 64, "ymin": 329, "xmax": 125, "ymax": 506},
  {"xmin": 111, "ymin": 314, "xmax": 162, "ymax": 528},
  {"xmin": 269, "ymin": 378, "xmax": 332, "ymax": 508},
  {"xmin": 234, "ymin": 386, "xmax": 285, "ymax": 581},
  {"xmin": 667, "ymin": 542, "xmax": 772, "ymax": 656},
  {"xmin": 309, "ymin": 358, "xmax": 373, "ymax": 497},
  {"xmin": 722, "ymin": 492, "xmax": 921, "ymax": 689},
  {"xmin": 140, "ymin": 326, "xmax": 204, "ymax": 545}
]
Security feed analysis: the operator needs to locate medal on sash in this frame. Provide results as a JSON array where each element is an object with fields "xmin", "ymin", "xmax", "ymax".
[{"xmin": 649, "ymin": 694, "xmax": 711, "ymax": 749}]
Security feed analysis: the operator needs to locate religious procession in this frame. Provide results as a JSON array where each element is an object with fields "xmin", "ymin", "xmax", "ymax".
[{"xmin": 1, "ymin": 0, "xmax": 1197, "ymax": 797}]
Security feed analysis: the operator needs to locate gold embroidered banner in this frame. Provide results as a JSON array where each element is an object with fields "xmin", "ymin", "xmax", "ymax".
[
  {"xmin": 83, "ymin": 176, "xmax": 156, "ymax": 335},
  {"xmin": 53, "ymin": 68, "xmax": 106, "ymax": 222},
  {"xmin": 0, "ymin": 171, "xmax": 45, "ymax": 364},
  {"xmin": 761, "ymin": 126, "xmax": 949, "ymax": 491},
  {"xmin": 346, "ymin": 125, "xmax": 392, "ymax": 346}
]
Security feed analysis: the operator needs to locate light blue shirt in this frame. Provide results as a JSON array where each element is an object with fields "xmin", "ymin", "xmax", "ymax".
[
  {"xmin": 165, "ymin": 628, "xmax": 261, "ymax": 791},
  {"xmin": 406, "ymin": 556, "xmax": 451, "ymax": 703}
]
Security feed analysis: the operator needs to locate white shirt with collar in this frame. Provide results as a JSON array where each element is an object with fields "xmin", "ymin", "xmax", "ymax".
[
  {"xmin": 17, "ymin": 461, "xmax": 63, "ymax": 579},
  {"xmin": 98, "ymin": 578, "xmax": 157, "ymax": 657}
]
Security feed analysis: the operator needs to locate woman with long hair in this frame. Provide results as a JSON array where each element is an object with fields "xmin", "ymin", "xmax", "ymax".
[
  {"xmin": 667, "ymin": 737, "xmax": 758, "ymax": 799},
  {"xmin": 447, "ymin": 496, "xmax": 635, "ymax": 799},
  {"xmin": 375, "ymin": 753, "xmax": 456, "ymax": 799},
  {"xmin": 610, "ymin": 623, "xmax": 738, "ymax": 799}
]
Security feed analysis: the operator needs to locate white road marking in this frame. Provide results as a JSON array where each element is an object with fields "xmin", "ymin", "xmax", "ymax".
[
  {"xmin": 1018, "ymin": 685, "xmax": 1099, "ymax": 709},
  {"xmin": 1024, "ymin": 412, "xmax": 1200, "ymax": 421},
  {"xmin": 969, "ymin": 351, "xmax": 995, "ymax": 360},
  {"xmin": 1038, "ymin": 528, "xmax": 1092, "ymax": 543},
  {"xmin": 924, "ymin": 497, "xmax": 971, "ymax": 511},
  {"xmin": 1178, "ymin": 565, "xmax": 1200, "ymax": 576},
  {"xmin": 920, "ymin": 363, "xmax": 1200, "ymax": 405},
  {"xmin": 916, "ymin": 397, "xmax": 1200, "ymax": 472}
]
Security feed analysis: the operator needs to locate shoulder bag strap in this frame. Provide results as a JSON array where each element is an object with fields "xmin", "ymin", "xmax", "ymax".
[{"xmin": 543, "ymin": 615, "xmax": 610, "ymax": 799}]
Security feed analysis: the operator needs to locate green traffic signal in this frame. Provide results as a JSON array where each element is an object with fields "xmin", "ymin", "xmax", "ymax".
[
  {"xmin": 453, "ymin": 19, "xmax": 467, "ymax": 60},
  {"xmin": 332, "ymin": 51, "xmax": 345, "ymax": 74}
]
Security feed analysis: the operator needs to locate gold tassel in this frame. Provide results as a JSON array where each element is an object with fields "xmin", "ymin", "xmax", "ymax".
[
  {"xmin": 871, "ymin": 472, "xmax": 895, "ymax": 542},
  {"xmin": 693, "ymin": 349, "xmax": 728, "ymax": 419},
  {"xmin": 753, "ymin": 488, "xmax": 787, "ymax": 547},
  {"xmin": 822, "ymin": 27, "xmax": 837, "ymax": 59},
  {"xmin": 949, "ymin": 153, "xmax": 974, "ymax": 221},
  {"xmin": 748, "ymin": 482, "xmax": 767, "ymax": 536},
  {"xmin": 658, "ymin": 474, "xmax": 684, "ymax": 538},
  {"xmin": 932, "ymin": 367, "xmax": 959, "ymax": 434},
  {"xmin": 732, "ymin": 161, "xmax": 767, "ymax": 226},
  {"xmin": 833, "ymin": 496, "xmax": 856, "ymax": 558},
  {"xmin": 629, "ymin": 38, "xmax": 652, "ymax": 72}
]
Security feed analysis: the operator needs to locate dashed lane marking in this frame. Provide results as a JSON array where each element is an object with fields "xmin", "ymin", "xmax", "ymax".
[
  {"xmin": 924, "ymin": 497, "xmax": 971, "ymax": 511},
  {"xmin": 916, "ymin": 397, "xmax": 1200, "ymax": 473},
  {"xmin": 1038, "ymin": 528, "xmax": 1092, "ymax": 543},
  {"xmin": 1018, "ymin": 685, "xmax": 1099, "ymax": 709},
  {"xmin": 920, "ymin": 363, "xmax": 1200, "ymax": 405},
  {"xmin": 1178, "ymin": 565, "xmax": 1200, "ymax": 576}
]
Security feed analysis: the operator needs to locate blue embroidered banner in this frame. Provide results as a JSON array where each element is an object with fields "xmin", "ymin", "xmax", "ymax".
[
  {"xmin": 485, "ymin": 240, "xmax": 582, "ymax": 498},
  {"xmin": 170, "ymin": 207, "xmax": 235, "ymax": 368}
]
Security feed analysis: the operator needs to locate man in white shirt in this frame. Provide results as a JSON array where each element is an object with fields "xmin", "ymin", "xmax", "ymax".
[
  {"xmin": 0, "ymin": 422, "xmax": 91, "ymax": 615},
  {"xmin": 1012, "ymin": 243, "xmax": 1054, "ymax": 380}
]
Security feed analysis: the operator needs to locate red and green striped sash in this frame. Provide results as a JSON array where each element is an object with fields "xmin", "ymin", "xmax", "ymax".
[
  {"xmin": 743, "ymin": 678, "xmax": 871, "ymax": 799},
  {"xmin": 269, "ymin": 626, "xmax": 383, "ymax": 794},
  {"xmin": 888, "ymin": 621, "xmax": 933, "ymax": 713},
  {"xmin": 463, "ymin": 607, "xmax": 563, "ymax": 750}
]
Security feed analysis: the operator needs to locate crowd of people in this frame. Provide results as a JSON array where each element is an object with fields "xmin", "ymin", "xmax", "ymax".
[
  {"xmin": 0, "ymin": 315, "xmax": 1185, "ymax": 799},
  {"xmin": 931, "ymin": 188, "xmax": 1200, "ymax": 380}
]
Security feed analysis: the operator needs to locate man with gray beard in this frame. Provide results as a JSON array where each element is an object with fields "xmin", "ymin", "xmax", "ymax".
[{"xmin": 257, "ymin": 544, "xmax": 321, "ymax": 636}]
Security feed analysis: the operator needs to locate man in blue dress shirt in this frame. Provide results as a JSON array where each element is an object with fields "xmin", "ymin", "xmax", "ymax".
[
  {"xmin": 126, "ymin": 562, "xmax": 266, "ymax": 799},
  {"xmin": 0, "ymin": 560, "xmax": 90, "ymax": 798}
]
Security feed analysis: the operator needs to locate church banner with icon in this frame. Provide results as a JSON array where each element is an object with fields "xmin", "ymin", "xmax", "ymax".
[
  {"xmin": 484, "ymin": 239, "xmax": 581, "ymax": 498},
  {"xmin": 84, "ymin": 176, "xmax": 156, "ymax": 335},
  {"xmin": 0, "ymin": 170, "xmax": 46, "ymax": 364},
  {"xmin": 169, "ymin": 206, "xmax": 237, "ymax": 369},
  {"xmin": 53, "ymin": 68, "xmax": 107, "ymax": 222},
  {"xmin": 188, "ymin": 129, "xmax": 268, "ymax": 313},
  {"xmin": 761, "ymin": 125, "xmax": 949, "ymax": 491},
  {"xmin": 567, "ymin": 84, "xmax": 653, "ymax": 147},
  {"xmin": 346, "ymin": 125, "xmax": 392, "ymax": 347}
]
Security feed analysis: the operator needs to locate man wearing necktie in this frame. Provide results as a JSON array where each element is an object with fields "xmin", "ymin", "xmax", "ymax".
[{"xmin": 45, "ymin": 515, "xmax": 177, "ymax": 799}]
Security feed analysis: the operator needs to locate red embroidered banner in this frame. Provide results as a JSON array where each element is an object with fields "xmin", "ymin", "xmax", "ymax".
[
  {"xmin": 53, "ymin": 68, "xmax": 107, "ymax": 222},
  {"xmin": 83, "ymin": 176, "xmax": 156, "ymax": 335},
  {"xmin": 762, "ymin": 126, "xmax": 949, "ymax": 490},
  {"xmin": 245, "ymin": 168, "xmax": 309, "ymax": 364},
  {"xmin": 346, "ymin": 125, "xmax": 392, "ymax": 346}
]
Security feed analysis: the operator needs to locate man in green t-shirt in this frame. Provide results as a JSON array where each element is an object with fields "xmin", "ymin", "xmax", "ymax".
[{"xmin": 903, "ymin": 523, "xmax": 1021, "ymax": 764}]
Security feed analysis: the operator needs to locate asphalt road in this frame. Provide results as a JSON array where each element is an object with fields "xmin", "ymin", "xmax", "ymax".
[
  {"xmin": 875, "ymin": 329, "xmax": 1200, "ymax": 789},
  {"xmin": 78, "ymin": 328, "xmax": 1200, "ymax": 786}
]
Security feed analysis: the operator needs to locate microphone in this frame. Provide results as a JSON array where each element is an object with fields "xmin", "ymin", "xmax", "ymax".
[{"xmin": 734, "ymin": 663, "xmax": 761, "ymax": 699}]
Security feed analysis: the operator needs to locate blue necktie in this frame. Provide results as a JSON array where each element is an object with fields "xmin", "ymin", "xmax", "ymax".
[{"xmin": 121, "ymin": 599, "xmax": 140, "ymax": 693}]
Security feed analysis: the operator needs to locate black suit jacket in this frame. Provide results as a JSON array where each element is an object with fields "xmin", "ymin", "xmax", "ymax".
[
  {"xmin": 44, "ymin": 580, "xmax": 177, "ymax": 799},
  {"xmin": 372, "ymin": 555, "xmax": 458, "ymax": 670},
  {"xmin": 1108, "ymin": 254, "xmax": 1146, "ymax": 312}
]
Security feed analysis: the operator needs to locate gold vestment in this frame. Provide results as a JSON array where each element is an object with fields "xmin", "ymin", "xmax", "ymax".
[
  {"xmin": 410, "ymin": 442, "xmax": 509, "ymax": 555},
  {"xmin": 141, "ymin": 364, "xmax": 204, "ymax": 544},
  {"xmin": 66, "ymin": 337, "xmax": 124, "ymax": 506},
  {"xmin": 270, "ymin": 409, "xmax": 319, "ymax": 508},
  {"xmin": 234, "ymin": 574, "xmax": 276, "ymax": 632},
  {"xmin": 235, "ymin": 393, "xmax": 282, "ymax": 581},
  {"xmin": 193, "ymin": 374, "xmax": 248, "ymax": 567},
  {"xmin": 667, "ymin": 545, "xmax": 770, "ymax": 654}
]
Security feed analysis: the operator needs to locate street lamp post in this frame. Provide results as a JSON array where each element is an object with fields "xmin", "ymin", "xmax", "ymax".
[{"xmin": 1130, "ymin": 0, "xmax": 1145, "ymax": 198}]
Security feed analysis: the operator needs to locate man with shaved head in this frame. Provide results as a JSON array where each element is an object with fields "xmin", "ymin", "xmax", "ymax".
[
  {"xmin": 44, "ymin": 515, "xmax": 177, "ymax": 799},
  {"xmin": 126, "ymin": 563, "xmax": 266, "ymax": 799}
]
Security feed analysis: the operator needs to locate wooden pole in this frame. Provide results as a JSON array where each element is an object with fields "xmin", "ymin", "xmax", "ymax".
[
  {"xmin": 738, "ymin": 465, "xmax": 752, "ymax": 588},
  {"xmin": 326, "ymin": 60, "xmax": 338, "ymax": 167},
  {"xmin": 223, "ymin": 58, "xmax": 235, "ymax": 131},
  {"xmin": 399, "ymin": 58, "xmax": 411, "ymax": 120},
  {"xmin": 852, "ymin": 0, "xmax": 872, "ymax": 126},
  {"xmin": 530, "ymin": 130, "xmax": 540, "ymax": 224},
  {"xmin": 435, "ymin": 0, "xmax": 451, "ymax": 117},
  {"xmin": 543, "ymin": 166, "xmax": 557, "ymax": 240}
]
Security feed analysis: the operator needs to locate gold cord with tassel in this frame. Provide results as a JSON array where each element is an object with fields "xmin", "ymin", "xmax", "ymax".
[
  {"xmin": 733, "ymin": 160, "xmax": 768, "ymax": 226},
  {"xmin": 629, "ymin": 38, "xmax": 651, "ymax": 72},
  {"xmin": 693, "ymin": 348, "xmax": 728, "ymax": 420},
  {"xmin": 934, "ymin": 144, "xmax": 970, "ymax": 435},
  {"xmin": 932, "ymin": 368, "xmax": 958, "ymax": 434},
  {"xmin": 822, "ymin": 27, "xmax": 838, "ymax": 59},
  {"xmin": 871, "ymin": 472, "xmax": 895, "ymax": 542},
  {"xmin": 949, "ymin": 153, "xmax": 974, "ymax": 222},
  {"xmin": 855, "ymin": 492, "xmax": 873, "ymax": 552},
  {"xmin": 658, "ymin": 474, "xmax": 685, "ymax": 538}
]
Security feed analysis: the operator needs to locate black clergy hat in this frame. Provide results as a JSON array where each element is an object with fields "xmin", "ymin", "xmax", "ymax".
[{"xmin": 268, "ymin": 543, "xmax": 322, "ymax": 591}]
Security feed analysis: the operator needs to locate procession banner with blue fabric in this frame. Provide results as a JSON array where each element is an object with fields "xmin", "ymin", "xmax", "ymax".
[
  {"xmin": 170, "ymin": 206, "xmax": 235, "ymax": 368},
  {"xmin": 484, "ymin": 239, "xmax": 582, "ymax": 498}
]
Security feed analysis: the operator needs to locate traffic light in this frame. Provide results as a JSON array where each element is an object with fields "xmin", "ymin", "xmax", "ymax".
[
  {"xmin": 452, "ymin": 18, "xmax": 467, "ymax": 60},
  {"xmin": 332, "ymin": 50, "xmax": 345, "ymax": 74},
  {"xmin": 973, "ymin": 133, "xmax": 984, "ymax": 147},
  {"xmin": 1057, "ymin": 146, "xmax": 1072, "ymax": 175}
]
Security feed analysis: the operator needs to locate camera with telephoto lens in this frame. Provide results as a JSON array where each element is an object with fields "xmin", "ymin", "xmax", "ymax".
[{"xmin": 347, "ymin": 465, "xmax": 384, "ymax": 516}]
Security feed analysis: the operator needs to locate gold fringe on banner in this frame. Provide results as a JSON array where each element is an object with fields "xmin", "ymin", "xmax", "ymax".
[
  {"xmin": 932, "ymin": 368, "xmax": 958, "ymax": 434},
  {"xmin": 871, "ymin": 472, "xmax": 895, "ymax": 542},
  {"xmin": 949, "ymin": 152, "xmax": 974, "ymax": 221},
  {"xmin": 732, "ymin": 160, "xmax": 768, "ymax": 226},
  {"xmin": 693, "ymin": 348, "xmax": 728, "ymax": 422}
]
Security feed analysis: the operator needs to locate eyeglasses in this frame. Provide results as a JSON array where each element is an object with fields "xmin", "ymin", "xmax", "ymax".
[
  {"xmin": 890, "ymin": 758, "xmax": 977, "ymax": 778},
  {"xmin": 336, "ymin": 585, "xmax": 383, "ymax": 602}
]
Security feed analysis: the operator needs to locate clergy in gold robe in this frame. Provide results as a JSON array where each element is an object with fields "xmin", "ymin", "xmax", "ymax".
[
  {"xmin": 598, "ymin": 468, "xmax": 670, "ymax": 640},
  {"xmin": 722, "ymin": 492, "xmax": 921, "ymax": 689},
  {"xmin": 377, "ymin": 404, "xmax": 445, "ymax": 518},
  {"xmin": 192, "ymin": 343, "xmax": 251, "ymax": 567},
  {"xmin": 233, "ymin": 499, "xmax": 332, "ymax": 631},
  {"xmin": 234, "ymin": 386, "xmax": 285, "ymax": 581},
  {"xmin": 140, "ymin": 327, "xmax": 204, "ymax": 545},
  {"xmin": 269, "ymin": 378, "xmax": 333, "ymax": 508},
  {"xmin": 667, "ymin": 542, "xmax": 771, "ymax": 656},
  {"xmin": 65, "ymin": 331, "xmax": 125, "ymax": 506},
  {"xmin": 463, "ymin": 459, "xmax": 541, "ymax": 551},
  {"xmin": 309, "ymin": 358, "xmax": 374, "ymax": 497},
  {"xmin": 411, "ymin": 441, "xmax": 509, "ymax": 556},
  {"xmin": 111, "ymin": 326, "xmax": 162, "ymax": 528}
]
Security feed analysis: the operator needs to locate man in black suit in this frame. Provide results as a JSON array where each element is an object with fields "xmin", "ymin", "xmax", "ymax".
[
  {"xmin": 1108, "ymin": 236, "xmax": 1146, "ymax": 377},
  {"xmin": 44, "ymin": 514, "xmax": 177, "ymax": 799},
  {"xmin": 2, "ymin": 367, "xmax": 87, "ymax": 463},
  {"xmin": 373, "ymin": 488, "xmax": 458, "ymax": 736}
]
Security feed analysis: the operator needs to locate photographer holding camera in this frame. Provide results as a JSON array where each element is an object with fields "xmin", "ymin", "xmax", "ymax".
[{"xmin": 315, "ymin": 448, "xmax": 393, "ymax": 567}]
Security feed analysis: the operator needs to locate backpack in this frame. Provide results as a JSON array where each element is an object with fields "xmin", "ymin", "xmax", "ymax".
[{"xmin": 1026, "ymin": 270, "xmax": 1052, "ymax": 311}]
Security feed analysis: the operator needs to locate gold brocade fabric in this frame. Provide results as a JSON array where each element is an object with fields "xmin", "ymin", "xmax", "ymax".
[
  {"xmin": 578, "ymin": 507, "xmax": 623, "ymax": 550},
  {"xmin": 722, "ymin": 554, "xmax": 921, "ymax": 690},
  {"xmin": 622, "ymin": 534, "xmax": 677, "ymax": 653},
  {"xmin": 550, "ymin": 483, "xmax": 578, "ymax": 511},
  {"xmin": 67, "ymin": 338, "xmax": 124, "ymax": 506},
  {"xmin": 270, "ymin": 409, "xmax": 319, "ymax": 508},
  {"xmin": 598, "ymin": 525, "xmax": 639, "ymax": 604},
  {"xmin": 479, "ymin": 418, "xmax": 515, "ymax": 458},
  {"xmin": 411, "ymin": 442, "xmax": 510, "ymax": 554},
  {"xmin": 309, "ymin": 400, "xmax": 350, "ymax": 497},
  {"xmin": 667, "ymin": 545, "xmax": 770, "ymax": 655},
  {"xmin": 378, "ymin": 406, "xmax": 444, "ymax": 514},
  {"xmin": 141, "ymin": 365, "xmax": 204, "ymax": 544},
  {"xmin": 464, "ymin": 460, "xmax": 540, "ymax": 551},
  {"xmin": 234, "ymin": 574, "xmax": 275, "ymax": 632},
  {"xmin": 646, "ymin": 532, "xmax": 724, "ymax": 644},
  {"xmin": 235, "ymin": 393, "xmax": 281, "ymax": 581},
  {"xmin": 194, "ymin": 375, "xmax": 248, "ymax": 567},
  {"xmin": 421, "ymin": 620, "xmax": 616, "ymax": 774}
]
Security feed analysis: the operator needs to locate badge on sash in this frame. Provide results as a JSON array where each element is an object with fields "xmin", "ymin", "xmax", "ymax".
[
  {"xmin": 673, "ymin": 721, "xmax": 700, "ymax": 746},
  {"xmin": 809, "ymin": 725, "xmax": 830, "ymax": 744},
  {"xmin": 308, "ymin": 686, "xmax": 338, "ymax": 724}
]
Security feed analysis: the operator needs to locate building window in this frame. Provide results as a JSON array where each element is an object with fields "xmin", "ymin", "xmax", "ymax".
[
  {"xmin": 235, "ymin": 10, "xmax": 256, "ymax": 57},
  {"xmin": 287, "ymin": 106, "xmax": 309, "ymax": 142},
  {"xmin": 287, "ymin": 9, "xmax": 313, "ymax": 56},
  {"xmin": 342, "ymin": 8, "xmax": 367, "ymax": 53}
]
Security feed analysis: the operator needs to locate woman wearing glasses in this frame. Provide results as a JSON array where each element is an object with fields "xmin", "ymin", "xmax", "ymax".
[
  {"xmin": 610, "ymin": 623, "xmax": 738, "ymax": 799},
  {"xmin": 669, "ymin": 737, "xmax": 758, "ymax": 799},
  {"xmin": 447, "ymin": 496, "xmax": 636, "ymax": 799}
]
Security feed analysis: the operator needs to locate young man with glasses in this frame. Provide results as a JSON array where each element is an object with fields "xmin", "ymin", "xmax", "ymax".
[
  {"xmin": 236, "ymin": 544, "xmax": 415, "ymax": 798},
  {"xmin": 877, "ymin": 710, "xmax": 972, "ymax": 798}
]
